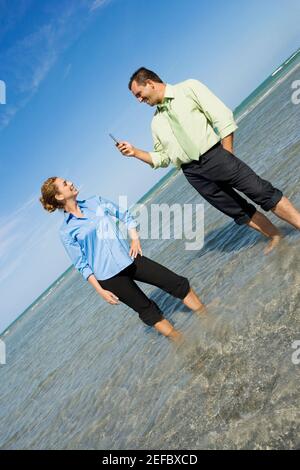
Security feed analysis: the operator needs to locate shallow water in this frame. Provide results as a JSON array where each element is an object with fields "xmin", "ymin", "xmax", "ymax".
[{"xmin": 0, "ymin": 56, "xmax": 300, "ymax": 450}]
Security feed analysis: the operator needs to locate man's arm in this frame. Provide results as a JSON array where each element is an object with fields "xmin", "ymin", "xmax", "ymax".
[
  {"xmin": 221, "ymin": 132, "xmax": 234, "ymax": 153},
  {"xmin": 116, "ymin": 137, "xmax": 171, "ymax": 169},
  {"xmin": 186, "ymin": 79, "xmax": 238, "ymax": 141},
  {"xmin": 116, "ymin": 141, "xmax": 153, "ymax": 166}
]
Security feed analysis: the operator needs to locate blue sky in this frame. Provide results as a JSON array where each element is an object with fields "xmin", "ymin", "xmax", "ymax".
[{"xmin": 0, "ymin": 0, "xmax": 299, "ymax": 333}]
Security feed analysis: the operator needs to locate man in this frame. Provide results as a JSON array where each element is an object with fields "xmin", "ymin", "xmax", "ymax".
[{"xmin": 116, "ymin": 67, "xmax": 300, "ymax": 254}]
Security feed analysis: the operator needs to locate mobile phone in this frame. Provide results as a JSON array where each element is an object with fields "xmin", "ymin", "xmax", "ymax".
[{"xmin": 109, "ymin": 133, "xmax": 119, "ymax": 145}]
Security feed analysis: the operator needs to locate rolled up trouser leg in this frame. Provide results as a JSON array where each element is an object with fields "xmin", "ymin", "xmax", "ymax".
[
  {"xmin": 131, "ymin": 254, "xmax": 191, "ymax": 299},
  {"xmin": 98, "ymin": 272, "xmax": 164, "ymax": 327},
  {"xmin": 181, "ymin": 142, "xmax": 282, "ymax": 224}
]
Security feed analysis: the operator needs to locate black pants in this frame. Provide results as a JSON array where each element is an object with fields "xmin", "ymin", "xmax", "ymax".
[
  {"xmin": 181, "ymin": 142, "xmax": 283, "ymax": 225},
  {"xmin": 98, "ymin": 254, "xmax": 190, "ymax": 327}
]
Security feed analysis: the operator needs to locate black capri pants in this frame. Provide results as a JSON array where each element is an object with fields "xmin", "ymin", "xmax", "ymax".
[
  {"xmin": 181, "ymin": 141, "xmax": 283, "ymax": 225},
  {"xmin": 98, "ymin": 254, "xmax": 190, "ymax": 327}
]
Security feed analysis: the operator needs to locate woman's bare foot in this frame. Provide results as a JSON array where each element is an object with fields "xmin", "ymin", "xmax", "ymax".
[
  {"xmin": 193, "ymin": 306, "xmax": 207, "ymax": 317},
  {"xmin": 193, "ymin": 297, "xmax": 221, "ymax": 317},
  {"xmin": 154, "ymin": 318, "xmax": 183, "ymax": 342},
  {"xmin": 183, "ymin": 287, "xmax": 205, "ymax": 311},
  {"xmin": 169, "ymin": 329, "xmax": 185, "ymax": 344}
]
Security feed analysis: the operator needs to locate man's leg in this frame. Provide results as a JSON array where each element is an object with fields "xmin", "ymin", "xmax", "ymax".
[
  {"xmin": 182, "ymin": 159, "xmax": 281, "ymax": 253},
  {"xmin": 98, "ymin": 270, "xmax": 181, "ymax": 341},
  {"xmin": 270, "ymin": 196, "xmax": 300, "ymax": 230},
  {"xmin": 131, "ymin": 254, "xmax": 205, "ymax": 315},
  {"xmin": 213, "ymin": 146, "xmax": 300, "ymax": 232},
  {"xmin": 245, "ymin": 211, "xmax": 283, "ymax": 254}
]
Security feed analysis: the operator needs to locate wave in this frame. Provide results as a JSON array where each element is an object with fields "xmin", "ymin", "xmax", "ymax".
[
  {"xmin": 236, "ymin": 61, "xmax": 300, "ymax": 124},
  {"xmin": 271, "ymin": 65, "xmax": 283, "ymax": 76}
]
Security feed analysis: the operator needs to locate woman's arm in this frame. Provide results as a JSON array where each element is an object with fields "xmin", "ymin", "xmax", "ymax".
[
  {"xmin": 101, "ymin": 197, "xmax": 137, "ymax": 230},
  {"xmin": 60, "ymin": 231, "xmax": 93, "ymax": 281},
  {"xmin": 128, "ymin": 227, "xmax": 143, "ymax": 257},
  {"xmin": 60, "ymin": 230, "xmax": 119, "ymax": 304},
  {"xmin": 100, "ymin": 197, "xmax": 143, "ymax": 257},
  {"xmin": 88, "ymin": 274, "xmax": 119, "ymax": 305}
]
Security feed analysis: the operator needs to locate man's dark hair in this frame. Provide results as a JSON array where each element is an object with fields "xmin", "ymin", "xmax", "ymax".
[{"xmin": 128, "ymin": 67, "xmax": 163, "ymax": 90}]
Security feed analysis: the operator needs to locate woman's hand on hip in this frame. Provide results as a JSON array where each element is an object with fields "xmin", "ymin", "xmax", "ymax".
[{"xmin": 129, "ymin": 239, "xmax": 142, "ymax": 258}]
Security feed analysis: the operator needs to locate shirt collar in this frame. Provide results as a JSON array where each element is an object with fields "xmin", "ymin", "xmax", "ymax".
[
  {"xmin": 64, "ymin": 199, "xmax": 87, "ymax": 224},
  {"xmin": 157, "ymin": 83, "xmax": 174, "ymax": 112}
]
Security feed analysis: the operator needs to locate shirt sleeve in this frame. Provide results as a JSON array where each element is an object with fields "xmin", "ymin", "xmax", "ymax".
[
  {"xmin": 60, "ymin": 230, "xmax": 93, "ymax": 281},
  {"xmin": 149, "ymin": 131, "xmax": 171, "ymax": 169},
  {"xmin": 99, "ymin": 196, "xmax": 138, "ymax": 229},
  {"xmin": 186, "ymin": 79, "xmax": 238, "ymax": 139}
]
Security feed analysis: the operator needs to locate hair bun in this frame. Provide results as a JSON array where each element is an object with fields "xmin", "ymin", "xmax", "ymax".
[
  {"xmin": 39, "ymin": 194, "xmax": 56, "ymax": 213},
  {"xmin": 39, "ymin": 176, "xmax": 65, "ymax": 213}
]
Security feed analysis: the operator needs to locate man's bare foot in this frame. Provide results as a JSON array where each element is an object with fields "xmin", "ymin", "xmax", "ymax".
[
  {"xmin": 246, "ymin": 210, "xmax": 282, "ymax": 252},
  {"xmin": 264, "ymin": 234, "xmax": 283, "ymax": 255}
]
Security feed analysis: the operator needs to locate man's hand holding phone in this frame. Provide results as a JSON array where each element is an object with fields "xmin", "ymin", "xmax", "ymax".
[
  {"xmin": 109, "ymin": 133, "xmax": 153, "ymax": 165},
  {"xmin": 116, "ymin": 141, "xmax": 135, "ymax": 157},
  {"xmin": 109, "ymin": 133, "xmax": 135, "ymax": 157}
]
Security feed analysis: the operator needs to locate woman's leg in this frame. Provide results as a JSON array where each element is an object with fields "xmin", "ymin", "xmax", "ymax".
[
  {"xmin": 130, "ymin": 254, "xmax": 205, "ymax": 313},
  {"xmin": 98, "ymin": 270, "xmax": 181, "ymax": 340}
]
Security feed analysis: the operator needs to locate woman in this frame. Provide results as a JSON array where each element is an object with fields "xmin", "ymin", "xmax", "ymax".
[{"xmin": 39, "ymin": 176, "xmax": 206, "ymax": 341}]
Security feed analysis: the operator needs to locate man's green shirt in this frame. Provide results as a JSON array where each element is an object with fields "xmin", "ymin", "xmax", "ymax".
[{"xmin": 149, "ymin": 79, "xmax": 238, "ymax": 169}]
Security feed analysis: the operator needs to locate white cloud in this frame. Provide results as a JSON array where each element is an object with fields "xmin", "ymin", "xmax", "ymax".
[
  {"xmin": 0, "ymin": 194, "xmax": 37, "ymax": 238},
  {"xmin": 0, "ymin": 105, "xmax": 18, "ymax": 128},
  {"xmin": 62, "ymin": 63, "xmax": 72, "ymax": 80},
  {"xmin": 0, "ymin": 193, "xmax": 59, "ymax": 280},
  {"xmin": 0, "ymin": 257, "xmax": 24, "ymax": 285},
  {"xmin": 0, "ymin": 0, "xmax": 112, "ymax": 129},
  {"xmin": 89, "ymin": 0, "xmax": 111, "ymax": 12}
]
